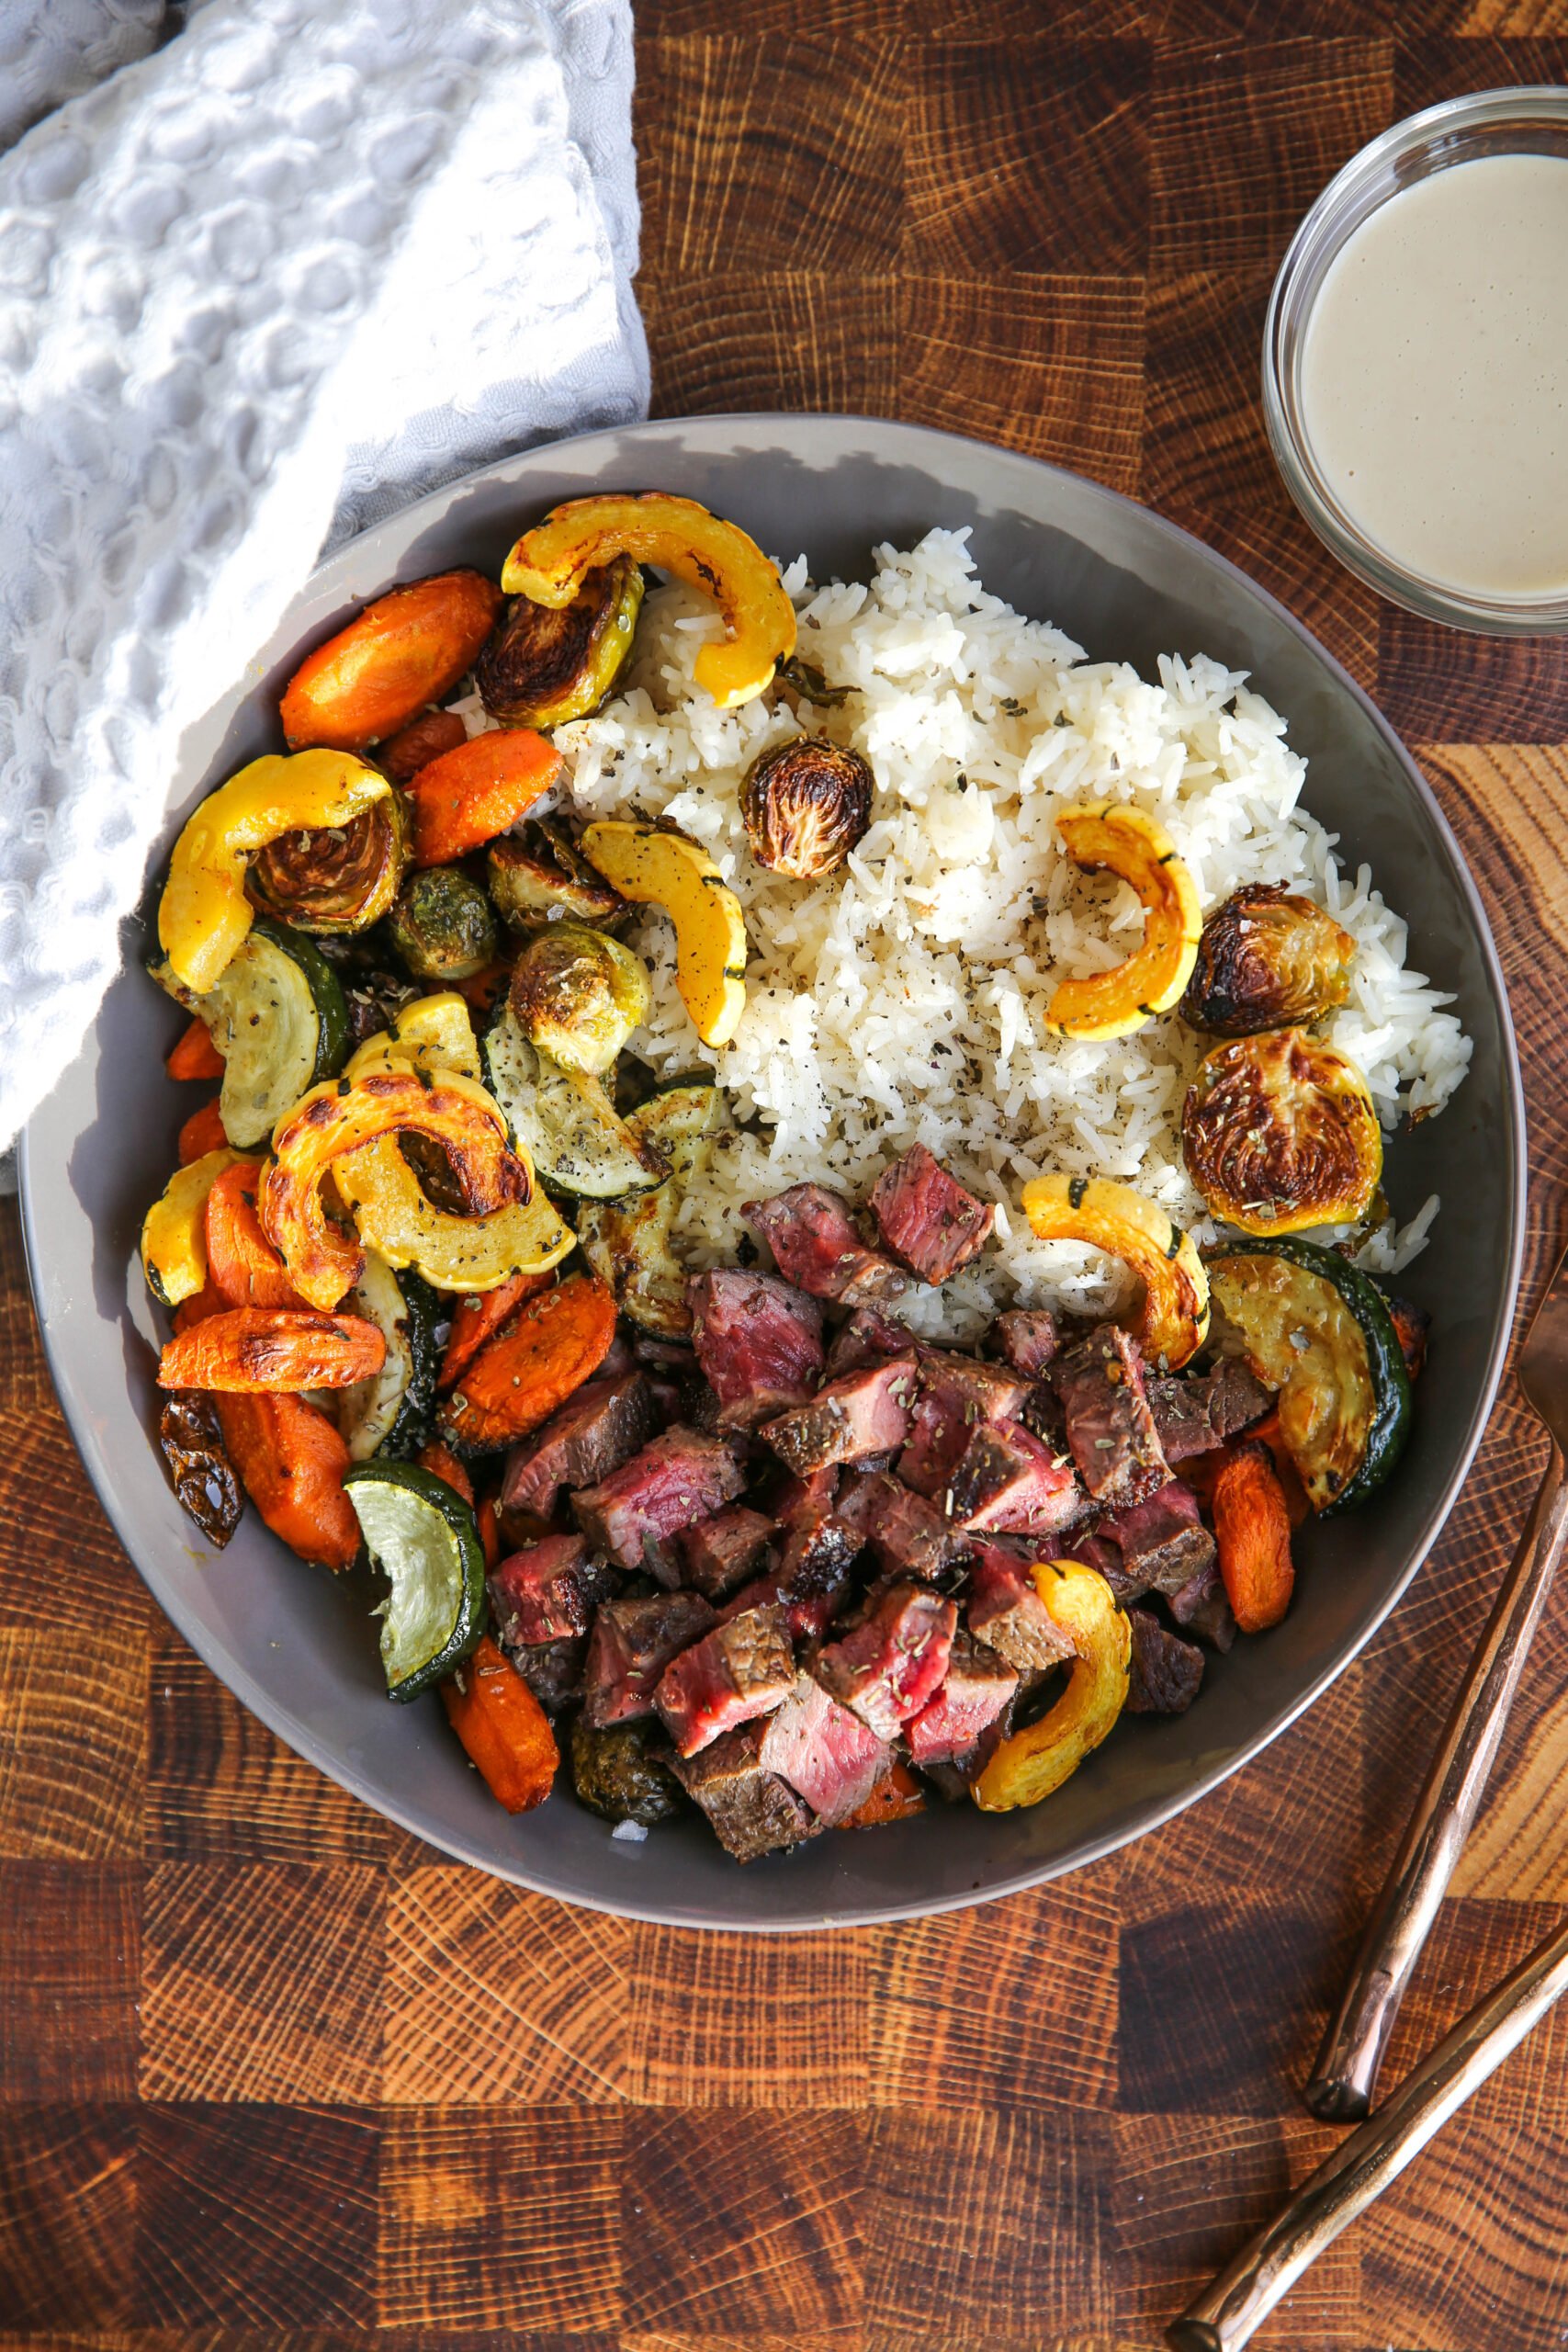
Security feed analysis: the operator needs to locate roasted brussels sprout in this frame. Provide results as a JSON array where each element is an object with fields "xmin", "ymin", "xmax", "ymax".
[
  {"xmin": 509, "ymin": 920, "xmax": 650, "ymax": 1076},
  {"xmin": 246, "ymin": 790, "xmax": 411, "ymax": 935},
  {"xmin": 386, "ymin": 866, "xmax": 497, "ymax": 983},
  {"xmin": 1180, "ymin": 884, "xmax": 1356, "ymax": 1036},
  {"xmin": 476, "ymin": 554, "xmax": 643, "ymax": 729},
  {"xmin": 741, "ymin": 735, "xmax": 873, "ymax": 880},
  {"xmin": 1182, "ymin": 1029, "xmax": 1382, "ymax": 1236},
  {"xmin": 487, "ymin": 820, "xmax": 631, "ymax": 932},
  {"xmin": 570, "ymin": 1713, "xmax": 682, "ymax": 1825}
]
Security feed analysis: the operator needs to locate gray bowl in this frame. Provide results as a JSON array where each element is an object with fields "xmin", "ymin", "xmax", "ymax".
[{"xmin": 19, "ymin": 415, "xmax": 1525, "ymax": 1929}]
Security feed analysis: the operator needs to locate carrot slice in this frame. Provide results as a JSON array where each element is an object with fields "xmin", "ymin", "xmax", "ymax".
[
  {"xmin": 452, "ymin": 953, "xmax": 516, "ymax": 1021},
  {"xmin": 177, "ymin": 1099, "xmax": 230, "ymax": 1164},
  {"xmin": 416, "ymin": 1440, "xmax": 475, "ymax": 1510},
  {"xmin": 840, "ymin": 1758, "xmax": 926, "ymax": 1829},
  {"xmin": 280, "ymin": 571, "xmax": 502, "ymax": 752},
  {"xmin": 437, "ymin": 1270, "xmax": 554, "ymax": 1393},
  {"xmin": 1213, "ymin": 1439, "xmax": 1296, "ymax": 1634},
  {"xmin": 158, "ymin": 1307, "xmax": 386, "ymax": 1393},
  {"xmin": 1247, "ymin": 1408, "xmax": 1313, "ymax": 1529},
  {"xmin": 477, "ymin": 1496, "xmax": 502, "ymax": 1573},
  {"xmin": 441, "ymin": 1634, "xmax": 558, "ymax": 1813},
  {"xmin": 437, "ymin": 1272, "xmax": 616, "ymax": 1453},
  {"xmin": 205, "ymin": 1161, "xmax": 306, "ymax": 1311},
  {"xmin": 378, "ymin": 707, "xmax": 468, "ymax": 782},
  {"xmin": 406, "ymin": 729, "xmax": 562, "ymax": 867},
  {"xmin": 214, "ymin": 1392, "xmax": 360, "ymax": 1569},
  {"xmin": 166, "ymin": 1016, "xmax": 226, "ymax": 1082}
]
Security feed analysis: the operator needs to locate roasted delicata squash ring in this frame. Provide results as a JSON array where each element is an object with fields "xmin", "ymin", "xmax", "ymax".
[
  {"xmin": 141, "ymin": 1148, "xmax": 253, "ymax": 1308},
  {"xmin": 500, "ymin": 492, "xmax": 796, "ymax": 709},
  {"xmin": 578, "ymin": 821, "xmax": 747, "ymax": 1047},
  {"xmin": 159, "ymin": 750, "xmax": 391, "ymax": 995},
  {"xmin": 1021, "ymin": 1171, "xmax": 1210, "ymax": 1370},
  {"xmin": 1045, "ymin": 802, "xmax": 1202, "ymax": 1040},
  {"xmin": 972, "ymin": 1561, "xmax": 1130, "ymax": 1812},
  {"xmin": 1182, "ymin": 1029, "xmax": 1382, "ymax": 1236}
]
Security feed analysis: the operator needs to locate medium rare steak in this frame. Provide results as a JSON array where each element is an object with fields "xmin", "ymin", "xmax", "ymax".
[
  {"xmin": 772, "ymin": 1464, "xmax": 840, "ymax": 1530},
  {"xmin": 571, "ymin": 1425, "xmax": 747, "ymax": 1571},
  {"xmin": 1099, "ymin": 1478, "xmax": 1216, "ymax": 1597},
  {"xmin": 742, "ymin": 1183, "xmax": 906, "ymax": 1306},
  {"xmin": 964, "ymin": 1540, "xmax": 1076, "ymax": 1670},
  {"xmin": 1050, "ymin": 1323, "xmax": 1169, "ymax": 1508},
  {"xmin": 897, "ymin": 1350, "xmax": 1032, "ymax": 1497},
  {"xmin": 826, "ymin": 1304, "xmax": 916, "ymax": 1379},
  {"xmin": 678, "ymin": 1504, "xmax": 777, "ymax": 1600},
  {"xmin": 906, "ymin": 1628, "xmax": 1018, "ymax": 1768},
  {"xmin": 944, "ymin": 1420, "xmax": 1083, "ymax": 1535},
  {"xmin": 581, "ymin": 1589, "xmax": 717, "ymax": 1727},
  {"xmin": 721, "ymin": 1510, "xmax": 861, "ymax": 1643},
  {"xmin": 1124, "ymin": 1609, "xmax": 1205, "ymax": 1714},
  {"xmin": 1145, "ymin": 1358, "xmax": 1271, "ymax": 1463},
  {"xmin": 994, "ymin": 1308, "xmax": 1059, "ymax": 1378},
  {"xmin": 655, "ymin": 1601, "xmax": 797, "ymax": 1757},
  {"xmin": 670, "ymin": 1719, "xmax": 816, "ymax": 1861},
  {"xmin": 759, "ymin": 1672, "xmax": 889, "ymax": 1825},
  {"xmin": 761, "ymin": 1356, "xmax": 919, "ymax": 1475},
  {"xmin": 488, "ymin": 1535, "xmax": 615, "ymax": 1649},
  {"xmin": 813, "ymin": 1580, "xmax": 956, "ymax": 1742},
  {"xmin": 869, "ymin": 1143, "xmax": 996, "ymax": 1284},
  {"xmin": 512, "ymin": 1634, "xmax": 589, "ymax": 1714},
  {"xmin": 687, "ymin": 1269, "xmax": 825, "ymax": 1430},
  {"xmin": 1167, "ymin": 1551, "xmax": 1236, "ymax": 1651},
  {"xmin": 502, "ymin": 1373, "xmax": 659, "ymax": 1518},
  {"xmin": 837, "ymin": 1469, "xmax": 953, "ymax": 1583}
]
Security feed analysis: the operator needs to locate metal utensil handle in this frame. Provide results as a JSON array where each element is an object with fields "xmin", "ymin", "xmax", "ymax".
[
  {"xmin": 1169, "ymin": 1911, "xmax": 1568, "ymax": 2352},
  {"xmin": 1304, "ymin": 1443, "xmax": 1568, "ymax": 2124}
]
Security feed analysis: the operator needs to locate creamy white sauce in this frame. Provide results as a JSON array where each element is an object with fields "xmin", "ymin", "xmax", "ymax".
[{"xmin": 1299, "ymin": 154, "xmax": 1568, "ymax": 598}]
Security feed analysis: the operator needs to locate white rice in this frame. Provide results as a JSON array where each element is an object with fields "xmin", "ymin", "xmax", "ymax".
[{"xmin": 468, "ymin": 529, "xmax": 1472, "ymax": 1343}]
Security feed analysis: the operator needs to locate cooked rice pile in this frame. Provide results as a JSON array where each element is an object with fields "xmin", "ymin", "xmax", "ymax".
[{"xmin": 514, "ymin": 530, "xmax": 1470, "ymax": 1340}]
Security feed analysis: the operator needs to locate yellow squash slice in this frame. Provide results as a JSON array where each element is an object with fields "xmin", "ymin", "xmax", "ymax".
[
  {"xmin": 579, "ymin": 821, "xmax": 747, "ymax": 1047},
  {"xmin": 1021, "ymin": 1171, "xmax": 1210, "ymax": 1370},
  {"xmin": 1045, "ymin": 802, "xmax": 1201, "ymax": 1040},
  {"xmin": 973, "ymin": 1561, "xmax": 1130, "ymax": 1812},
  {"xmin": 159, "ymin": 750, "xmax": 391, "ymax": 995},
  {"xmin": 345, "ymin": 992, "xmax": 483, "ymax": 1085},
  {"xmin": 500, "ymin": 492, "xmax": 795, "ymax": 709},
  {"xmin": 141, "ymin": 1148, "xmax": 253, "ymax": 1308}
]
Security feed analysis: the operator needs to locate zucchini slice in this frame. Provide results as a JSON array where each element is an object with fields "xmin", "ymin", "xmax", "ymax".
[
  {"xmin": 151, "ymin": 917, "xmax": 349, "ymax": 1147},
  {"xmin": 1208, "ymin": 1237, "xmax": 1412, "ymax": 1514},
  {"xmin": 335, "ymin": 1256, "xmax": 441, "ymax": 1462},
  {"xmin": 575, "ymin": 1080, "xmax": 725, "ymax": 1336},
  {"xmin": 483, "ymin": 1003, "xmax": 664, "ymax": 1200},
  {"xmin": 343, "ymin": 1460, "xmax": 487, "ymax": 1700}
]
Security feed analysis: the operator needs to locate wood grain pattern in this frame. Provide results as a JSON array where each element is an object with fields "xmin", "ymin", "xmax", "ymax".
[{"xmin": 6, "ymin": 5, "xmax": 1568, "ymax": 2346}]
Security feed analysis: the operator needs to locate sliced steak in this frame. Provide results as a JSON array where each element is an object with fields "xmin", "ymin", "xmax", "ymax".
[
  {"xmin": 654, "ymin": 1601, "xmax": 797, "ymax": 1758},
  {"xmin": 869, "ymin": 1143, "xmax": 996, "ymax": 1285},
  {"xmin": 760, "ymin": 1355, "xmax": 919, "ymax": 1476},
  {"xmin": 964, "ymin": 1539, "xmax": 1076, "ymax": 1671},
  {"xmin": 772, "ymin": 1464, "xmax": 840, "ymax": 1531},
  {"xmin": 813, "ymin": 1580, "xmax": 957, "ymax": 1742},
  {"xmin": 512, "ymin": 1634, "xmax": 588, "ymax": 1714},
  {"xmin": 897, "ymin": 1350, "xmax": 1032, "ymax": 1497},
  {"xmin": 1099, "ymin": 1478, "xmax": 1216, "ymax": 1598},
  {"xmin": 1145, "ymin": 1357, "xmax": 1272, "ymax": 1463},
  {"xmin": 742, "ymin": 1182, "xmax": 906, "ymax": 1306},
  {"xmin": 995, "ymin": 1308, "xmax": 1059, "ymax": 1378},
  {"xmin": 825, "ymin": 1304, "xmax": 916, "ymax": 1379},
  {"xmin": 1058, "ymin": 1527, "xmax": 1145, "ymax": 1607},
  {"xmin": 721, "ymin": 1511, "xmax": 861, "ymax": 1644},
  {"xmin": 837, "ymin": 1469, "xmax": 954, "ymax": 1583},
  {"xmin": 488, "ymin": 1534, "xmax": 615, "ymax": 1649},
  {"xmin": 945, "ymin": 1419, "xmax": 1084, "ymax": 1536},
  {"xmin": 758, "ymin": 1671, "xmax": 890, "ymax": 1825},
  {"xmin": 1050, "ymin": 1323, "xmax": 1169, "ymax": 1509},
  {"xmin": 687, "ymin": 1269, "xmax": 825, "ymax": 1430},
  {"xmin": 670, "ymin": 1719, "xmax": 816, "ymax": 1861},
  {"xmin": 678, "ymin": 1503, "xmax": 777, "ymax": 1600},
  {"xmin": 570, "ymin": 1425, "xmax": 747, "ymax": 1572},
  {"xmin": 581, "ymin": 1589, "xmax": 717, "ymax": 1727},
  {"xmin": 1124, "ymin": 1609, "xmax": 1205, "ymax": 1715},
  {"xmin": 501, "ymin": 1373, "xmax": 659, "ymax": 1519},
  {"xmin": 905, "ymin": 1628, "xmax": 1019, "ymax": 1768},
  {"xmin": 1167, "ymin": 1551, "xmax": 1237, "ymax": 1652}
]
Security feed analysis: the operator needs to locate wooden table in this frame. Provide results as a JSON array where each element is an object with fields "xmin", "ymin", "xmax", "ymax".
[{"xmin": 5, "ymin": 5, "xmax": 1568, "ymax": 2344}]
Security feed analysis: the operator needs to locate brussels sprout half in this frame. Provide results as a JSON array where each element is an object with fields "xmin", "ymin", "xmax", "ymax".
[
  {"xmin": 246, "ymin": 790, "xmax": 411, "ymax": 935},
  {"xmin": 508, "ymin": 921, "xmax": 650, "ymax": 1077},
  {"xmin": 386, "ymin": 867, "xmax": 497, "ymax": 983},
  {"xmin": 1180, "ymin": 884, "xmax": 1356, "ymax": 1036},
  {"xmin": 476, "ymin": 555, "xmax": 644, "ymax": 729}
]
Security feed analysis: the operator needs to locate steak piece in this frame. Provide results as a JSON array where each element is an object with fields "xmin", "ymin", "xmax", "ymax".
[
  {"xmin": 722, "ymin": 1511, "xmax": 862, "ymax": 1644},
  {"xmin": 760, "ymin": 1355, "xmax": 919, "ymax": 1476},
  {"xmin": 1058, "ymin": 1527, "xmax": 1145, "ymax": 1607},
  {"xmin": 501, "ymin": 1373, "xmax": 660, "ymax": 1519},
  {"xmin": 570, "ymin": 1425, "xmax": 747, "ymax": 1572},
  {"xmin": 655, "ymin": 1601, "xmax": 797, "ymax": 1758},
  {"xmin": 671, "ymin": 1719, "xmax": 816, "ymax": 1861},
  {"xmin": 906, "ymin": 1628, "xmax": 1019, "ymax": 1768},
  {"xmin": 1050, "ymin": 1323, "xmax": 1169, "ymax": 1509},
  {"xmin": 837, "ymin": 1470, "xmax": 954, "ymax": 1583},
  {"xmin": 825, "ymin": 1304, "xmax": 916, "ymax": 1380},
  {"xmin": 687, "ymin": 1269, "xmax": 825, "ymax": 1430},
  {"xmin": 1124, "ymin": 1609, "xmax": 1206, "ymax": 1715},
  {"xmin": 964, "ymin": 1539, "xmax": 1076, "ymax": 1671},
  {"xmin": 512, "ymin": 1634, "xmax": 588, "ymax": 1714},
  {"xmin": 870, "ymin": 1143, "xmax": 996, "ymax": 1284},
  {"xmin": 488, "ymin": 1534, "xmax": 615, "ymax": 1649},
  {"xmin": 945, "ymin": 1419, "xmax": 1084, "ymax": 1536},
  {"xmin": 759, "ymin": 1670, "xmax": 890, "ymax": 1825},
  {"xmin": 897, "ymin": 1350, "xmax": 1032, "ymax": 1498},
  {"xmin": 772, "ymin": 1464, "xmax": 840, "ymax": 1530},
  {"xmin": 1167, "ymin": 1551, "xmax": 1237, "ymax": 1652},
  {"xmin": 742, "ymin": 1182, "xmax": 906, "ymax": 1306},
  {"xmin": 581, "ymin": 1589, "xmax": 717, "ymax": 1727},
  {"xmin": 994, "ymin": 1308, "xmax": 1059, "ymax": 1378},
  {"xmin": 678, "ymin": 1503, "xmax": 777, "ymax": 1600},
  {"xmin": 1145, "ymin": 1358, "xmax": 1272, "ymax": 1464},
  {"xmin": 1099, "ymin": 1478, "xmax": 1216, "ymax": 1598},
  {"xmin": 813, "ymin": 1580, "xmax": 957, "ymax": 1741}
]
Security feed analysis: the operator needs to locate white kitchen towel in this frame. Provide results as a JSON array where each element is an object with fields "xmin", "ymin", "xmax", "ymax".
[{"xmin": 0, "ymin": 0, "xmax": 649, "ymax": 1178}]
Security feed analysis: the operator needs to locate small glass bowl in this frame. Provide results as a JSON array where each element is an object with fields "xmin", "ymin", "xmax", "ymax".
[{"xmin": 1263, "ymin": 86, "xmax": 1568, "ymax": 636}]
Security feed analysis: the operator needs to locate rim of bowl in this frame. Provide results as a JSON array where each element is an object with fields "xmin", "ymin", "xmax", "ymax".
[{"xmin": 1264, "ymin": 85, "xmax": 1568, "ymax": 637}]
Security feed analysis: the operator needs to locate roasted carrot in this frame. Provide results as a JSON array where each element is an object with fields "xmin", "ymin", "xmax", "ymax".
[
  {"xmin": 280, "ymin": 570, "xmax": 502, "ymax": 751},
  {"xmin": 840, "ymin": 1758, "xmax": 926, "ymax": 1830},
  {"xmin": 437, "ymin": 1272, "xmax": 617, "ymax": 1453},
  {"xmin": 1247, "ymin": 1408, "xmax": 1312, "ymax": 1529},
  {"xmin": 378, "ymin": 707, "xmax": 468, "ymax": 782},
  {"xmin": 165, "ymin": 1016, "xmax": 226, "ymax": 1082},
  {"xmin": 1212, "ymin": 1439, "xmax": 1296, "ymax": 1634},
  {"xmin": 477, "ymin": 1495, "xmax": 502, "ymax": 1573},
  {"xmin": 173, "ymin": 1280, "xmax": 229, "ymax": 1332},
  {"xmin": 177, "ymin": 1098, "xmax": 230, "ymax": 1165},
  {"xmin": 416, "ymin": 1440, "xmax": 475, "ymax": 1510},
  {"xmin": 215, "ymin": 1392, "xmax": 360, "ymax": 1569},
  {"xmin": 205, "ymin": 1160, "xmax": 306, "ymax": 1311},
  {"xmin": 158, "ymin": 1307, "xmax": 386, "ymax": 1393},
  {"xmin": 437, "ymin": 1269, "xmax": 554, "ymax": 1393},
  {"xmin": 406, "ymin": 728, "xmax": 562, "ymax": 866},
  {"xmin": 452, "ymin": 953, "xmax": 516, "ymax": 1021},
  {"xmin": 441, "ymin": 1634, "xmax": 559, "ymax": 1813}
]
